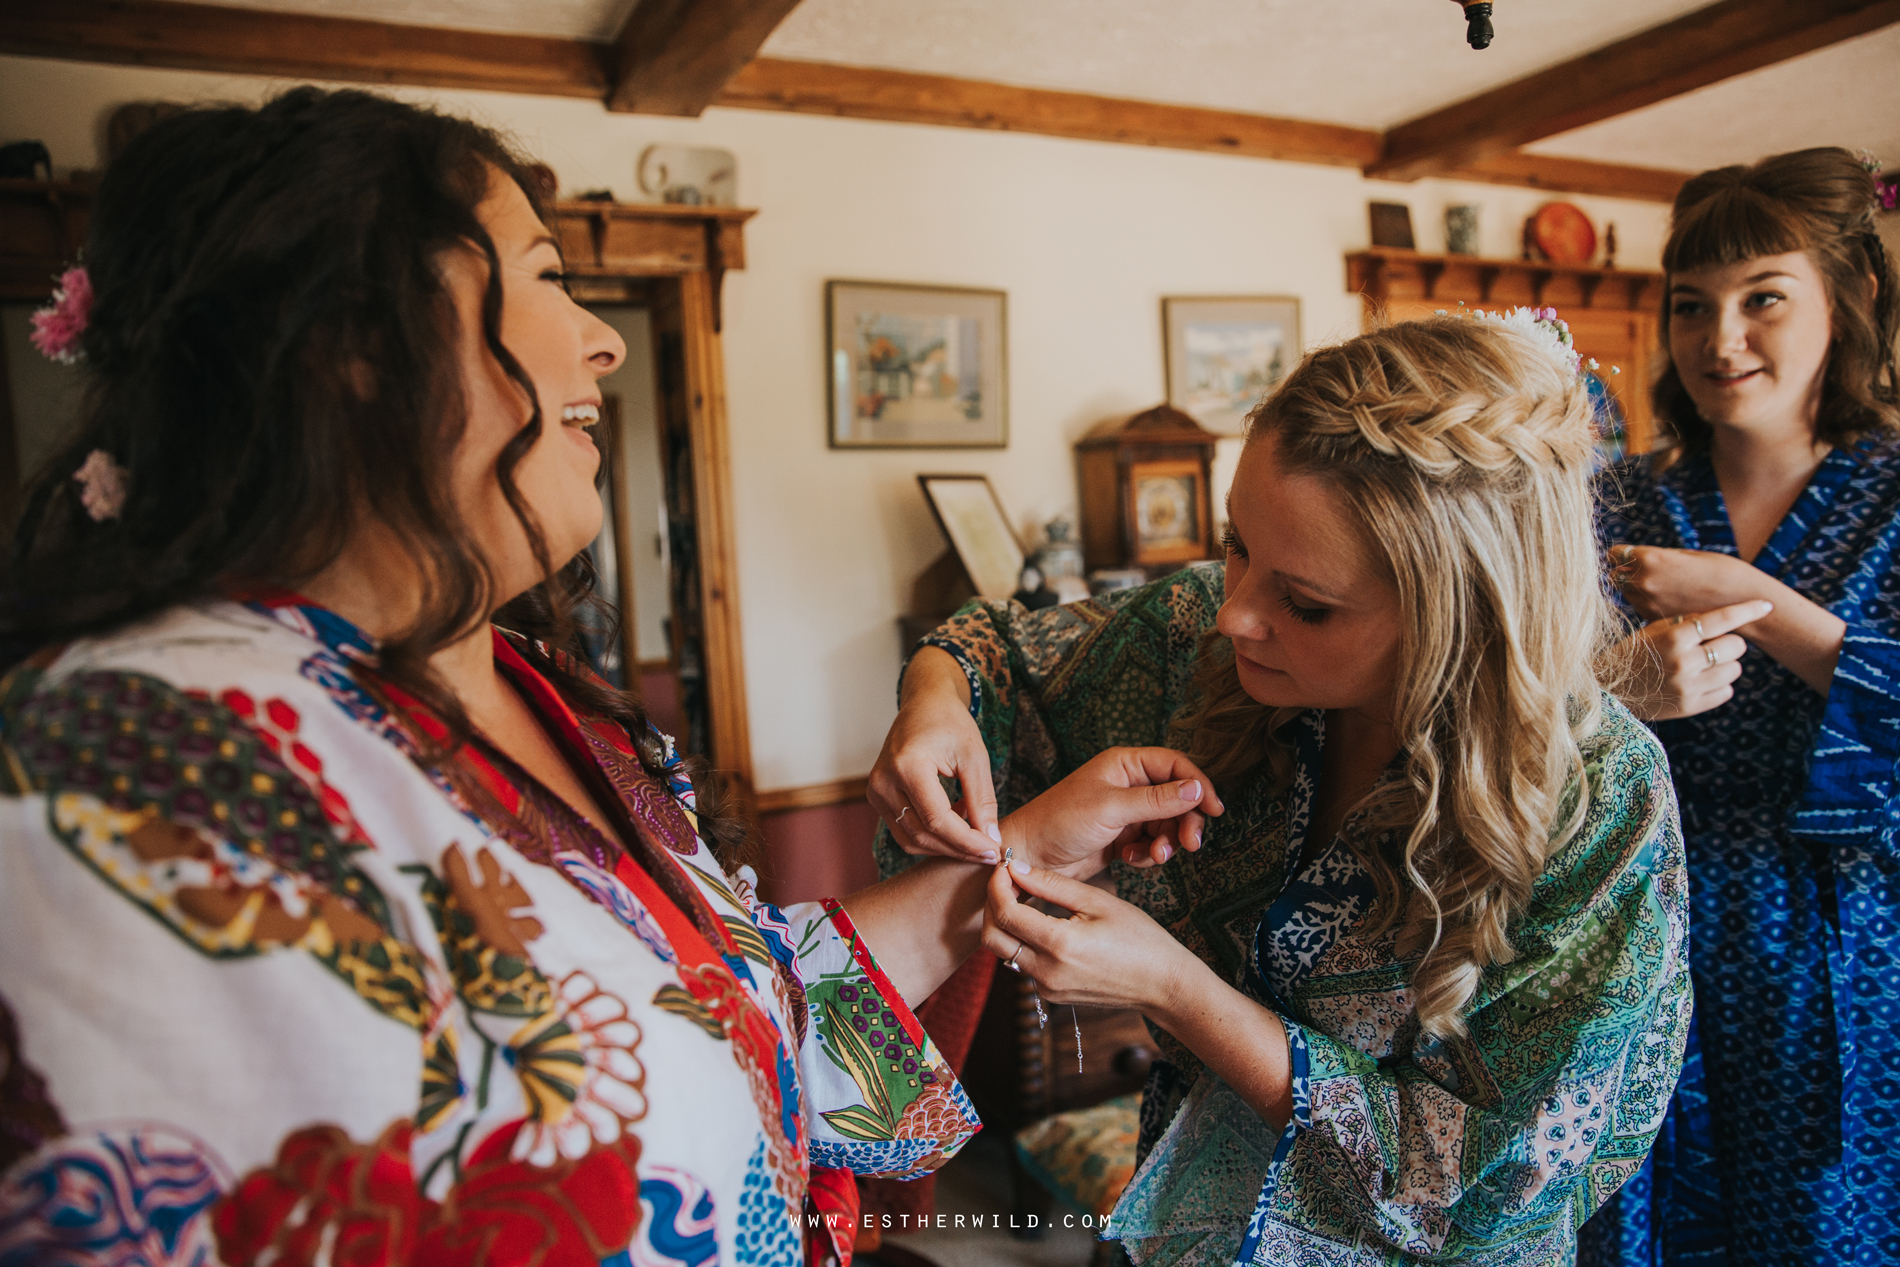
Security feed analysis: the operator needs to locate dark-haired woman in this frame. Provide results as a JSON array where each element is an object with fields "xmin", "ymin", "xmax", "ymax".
[
  {"xmin": 1583, "ymin": 148, "xmax": 1900, "ymax": 1266},
  {"xmin": 0, "ymin": 89, "xmax": 1221, "ymax": 1266}
]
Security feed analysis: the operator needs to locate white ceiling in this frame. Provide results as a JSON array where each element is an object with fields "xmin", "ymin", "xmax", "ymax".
[
  {"xmin": 1523, "ymin": 24, "xmax": 1900, "ymax": 173},
  {"xmin": 171, "ymin": 0, "xmax": 1900, "ymax": 170}
]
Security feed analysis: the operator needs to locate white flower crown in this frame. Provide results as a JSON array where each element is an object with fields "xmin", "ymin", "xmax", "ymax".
[{"xmin": 1435, "ymin": 304, "xmax": 1618, "ymax": 381}]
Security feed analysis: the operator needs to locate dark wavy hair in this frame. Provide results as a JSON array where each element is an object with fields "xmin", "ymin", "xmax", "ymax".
[
  {"xmin": 1655, "ymin": 146, "xmax": 1900, "ymax": 453},
  {"xmin": 0, "ymin": 87, "xmax": 749, "ymax": 861}
]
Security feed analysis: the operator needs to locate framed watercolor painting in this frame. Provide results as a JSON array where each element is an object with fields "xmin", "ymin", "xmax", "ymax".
[
  {"xmin": 917, "ymin": 474, "xmax": 1024, "ymax": 600},
  {"xmin": 828, "ymin": 281, "xmax": 1008, "ymax": 448},
  {"xmin": 1163, "ymin": 296, "xmax": 1301, "ymax": 436}
]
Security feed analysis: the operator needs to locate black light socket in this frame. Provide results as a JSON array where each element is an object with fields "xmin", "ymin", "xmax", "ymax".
[{"xmin": 1463, "ymin": 1, "xmax": 1495, "ymax": 49}]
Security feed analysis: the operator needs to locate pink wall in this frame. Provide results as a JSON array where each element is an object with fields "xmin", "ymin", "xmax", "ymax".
[
  {"xmin": 638, "ymin": 667, "xmax": 684, "ymax": 745},
  {"xmin": 758, "ymin": 799, "xmax": 882, "ymax": 906}
]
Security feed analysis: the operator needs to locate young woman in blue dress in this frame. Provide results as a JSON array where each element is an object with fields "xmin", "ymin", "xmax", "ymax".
[{"xmin": 1583, "ymin": 147, "xmax": 1900, "ymax": 1266}]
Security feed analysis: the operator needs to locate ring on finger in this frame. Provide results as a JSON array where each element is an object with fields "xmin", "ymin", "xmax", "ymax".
[
  {"xmin": 1705, "ymin": 645, "xmax": 1719, "ymax": 667},
  {"xmin": 1615, "ymin": 545, "xmax": 1637, "ymax": 566},
  {"xmin": 1005, "ymin": 942, "xmax": 1025, "ymax": 972},
  {"xmin": 895, "ymin": 806, "xmax": 911, "ymax": 824},
  {"xmin": 1694, "ymin": 618, "xmax": 1705, "ymax": 640}
]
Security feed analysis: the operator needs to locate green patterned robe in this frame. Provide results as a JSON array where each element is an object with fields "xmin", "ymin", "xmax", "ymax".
[{"xmin": 879, "ymin": 563, "xmax": 1690, "ymax": 1266}]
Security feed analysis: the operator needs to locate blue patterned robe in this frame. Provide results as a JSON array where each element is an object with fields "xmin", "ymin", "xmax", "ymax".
[{"xmin": 1585, "ymin": 440, "xmax": 1900, "ymax": 1266}]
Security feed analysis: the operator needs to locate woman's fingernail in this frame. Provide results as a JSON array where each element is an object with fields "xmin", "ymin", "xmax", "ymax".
[
  {"xmin": 982, "ymin": 850, "xmax": 998, "ymax": 864},
  {"xmin": 1010, "ymin": 857, "xmax": 1030, "ymax": 875},
  {"xmin": 1158, "ymin": 843, "xmax": 1173, "ymax": 863},
  {"xmin": 1180, "ymin": 780, "xmax": 1201, "ymax": 801},
  {"xmin": 986, "ymin": 823, "xmax": 1002, "ymax": 842}
]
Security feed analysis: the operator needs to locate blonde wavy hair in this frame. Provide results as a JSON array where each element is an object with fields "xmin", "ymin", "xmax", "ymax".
[{"xmin": 1171, "ymin": 317, "xmax": 1618, "ymax": 1040}]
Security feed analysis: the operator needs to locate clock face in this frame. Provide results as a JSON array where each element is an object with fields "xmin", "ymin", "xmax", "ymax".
[{"xmin": 1135, "ymin": 474, "xmax": 1197, "ymax": 549}]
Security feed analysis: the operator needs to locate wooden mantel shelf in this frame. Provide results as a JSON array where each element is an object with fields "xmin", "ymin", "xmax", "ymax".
[{"xmin": 1346, "ymin": 247, "xmax": 1662, "ymax": 315}]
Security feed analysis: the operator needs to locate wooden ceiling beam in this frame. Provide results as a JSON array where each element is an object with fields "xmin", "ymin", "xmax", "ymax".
[
  {"xmin": 1370, "ymin": 0, "xmax": 1900, "ymax": 182},
  {"xmin": 718, "ymin": 58, "xmax": 1383, "ymax": 167},
  {"xmin": 1444, "ymin": 153, "xmax": 1689, "ymax": 204},
  {"xmin": 607, "ymin": 0, "xmax": 806, "ymax": 116},
  {"xmin": 0, "ymin": 0, "xmax": 610, "ymax": 98}
]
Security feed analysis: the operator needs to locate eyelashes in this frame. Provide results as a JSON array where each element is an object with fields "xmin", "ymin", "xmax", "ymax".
[
  {"xmin": 1278, "ymin": 595, "xmax": 1328, "ymax": 626},
  {"xmin": 1223, "ymin": 526, "xmax": 1328, "ymax": 625},
  {"xmin": 1670, "ymin": 291, "xmax": 1785, "ymax": 317}
]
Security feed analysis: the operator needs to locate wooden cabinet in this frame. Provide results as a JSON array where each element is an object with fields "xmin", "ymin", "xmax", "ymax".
[
  {"xmin": 1346, "ymin": 248, "xmax": 1665, "ymax": 455},
  {"xmin": 1076, "ymin": 404, "xmax": 1221, "ymax": 573}
]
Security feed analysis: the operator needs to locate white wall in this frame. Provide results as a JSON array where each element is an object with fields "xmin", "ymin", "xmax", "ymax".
[{"xmin": 0, "ymin": 54, "xmax": 1671, "ymax": 791}]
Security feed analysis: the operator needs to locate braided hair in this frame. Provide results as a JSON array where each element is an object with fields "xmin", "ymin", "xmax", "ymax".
[
  {"xmin": 1656, "ymin": 146, "xmax": 1900, "ymax": 453},
  {"xmin": 1172, "ymin": 318, "xmax": 1614, "ymax": 1040}
]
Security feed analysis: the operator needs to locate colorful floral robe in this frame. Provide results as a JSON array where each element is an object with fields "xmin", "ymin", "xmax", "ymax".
[
  {"xmin": 0, "ymin": 595, "xmax": 978, "ymax": 1267},
  {"xmin": 887, "ymin": 564, "xmax": 1690, "ymax": 1266},
  {"xmin": 1584, "ymin": 441, "xmax": 1900, "ymax": 1267}
]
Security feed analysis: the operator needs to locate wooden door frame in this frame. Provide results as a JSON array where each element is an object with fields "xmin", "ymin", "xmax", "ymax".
[{"xmin": 557, "ymin": 201, "xmax": 758, "ymax": 802}]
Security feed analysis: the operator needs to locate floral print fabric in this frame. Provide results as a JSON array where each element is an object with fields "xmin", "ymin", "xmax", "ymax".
[
  {"xmin": 1583, "ymin": 443, "xmax": 1900, "ymax": 1267},
  {"xmin": 893, "ymin": 565, "xmax": 1689, "ymax": 1265},
  {"xmin": 0, "ymin": 597, "xmax": 977, "ymax": 1267}
]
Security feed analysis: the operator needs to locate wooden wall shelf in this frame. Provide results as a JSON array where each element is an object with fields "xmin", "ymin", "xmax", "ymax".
[
  {"xmin": 1345, "ymin": 247, "xmax": 1661, "ymax": 314},
  {"xmin": 1346, "ymin": 247, "xmax": 1666, "ymax": 455}
]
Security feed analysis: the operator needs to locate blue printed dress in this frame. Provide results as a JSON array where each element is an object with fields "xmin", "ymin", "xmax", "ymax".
[{"xmin": 1584, "ymin": 440, "xmax": 1900, "ymax": 1267}]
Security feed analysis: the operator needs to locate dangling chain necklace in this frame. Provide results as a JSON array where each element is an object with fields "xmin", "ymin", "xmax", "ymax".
[{"xmin": 1003, "ymin": 849, "xmax": 1085, "ymax": 1072}]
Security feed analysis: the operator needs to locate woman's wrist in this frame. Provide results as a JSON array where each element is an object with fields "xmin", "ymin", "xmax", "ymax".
[
  {"xmin": 900, "ymin": 646, "xmax": 972, "ymax": 711},
  {"xmin": 1743, "ymin": 578, "xmax": 1845, "ymax": 692},
  {"xmin": 998, "ymin": 812, "xmax": 1103, "ymax": 882},
  {"xmin": 1139, "ymin": 941, "xmax": 1225, "ymax": 1033}
]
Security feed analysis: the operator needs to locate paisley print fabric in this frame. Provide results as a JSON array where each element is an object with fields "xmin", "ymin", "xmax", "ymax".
[
  {"xmin": 891, "ymin": 565, "xmax": 1688, "ymax": 1265},
  {"xmin": 0, "ymin": 597, "xmax": 976, "ymax": 1267},
  {"xmin": 1584, "ymin": 442, "xmax": 1900, "ymax": 1267}
]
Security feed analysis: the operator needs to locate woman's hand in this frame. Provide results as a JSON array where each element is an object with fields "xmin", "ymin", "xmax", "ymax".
[
  {"xmin": 869, "ymin": 647, "xmax": 1000, "ymax": 862},
  {"xmin": 985, "ymin": 856, "xmax": 1298, "ymax": 1130},
  {"xmin": 1610, "ymin": 598, "xmax": 1773, "ymax": 720},
  {"xmin": 1002, "ymin": 747, "xmax": 1224, "ymax": 881},
  {"xmin": 1607, "ymin": 544, "xmax": 1770, "ymax": 622},
  {"xmin": 1609, "ymin": 542, "xmax": 1847, "ymax": 695},
  {"xmin": 982, "ymin": 857, "xmax": 1204, "ymax": 1014}
]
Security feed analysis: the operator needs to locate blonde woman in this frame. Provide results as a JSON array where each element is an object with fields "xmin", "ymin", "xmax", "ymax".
[{"xmin": 869, "ymin": 318, "xmax": 1690, "ymax": 1264}]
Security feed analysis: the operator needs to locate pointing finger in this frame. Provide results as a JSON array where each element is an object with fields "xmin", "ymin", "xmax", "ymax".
[{"xmin": 1694, "ymin": 599, "xmax": 1774, "ymax": 640}]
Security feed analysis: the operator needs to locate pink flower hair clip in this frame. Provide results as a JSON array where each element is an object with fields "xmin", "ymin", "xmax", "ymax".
[
  {"xmin": 30, "ymin": 266, "xmax": 92, "ymax": 365},
  {"xmin": 74, "ymin": 449, "xmax": 127, "ymax": 522}
]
